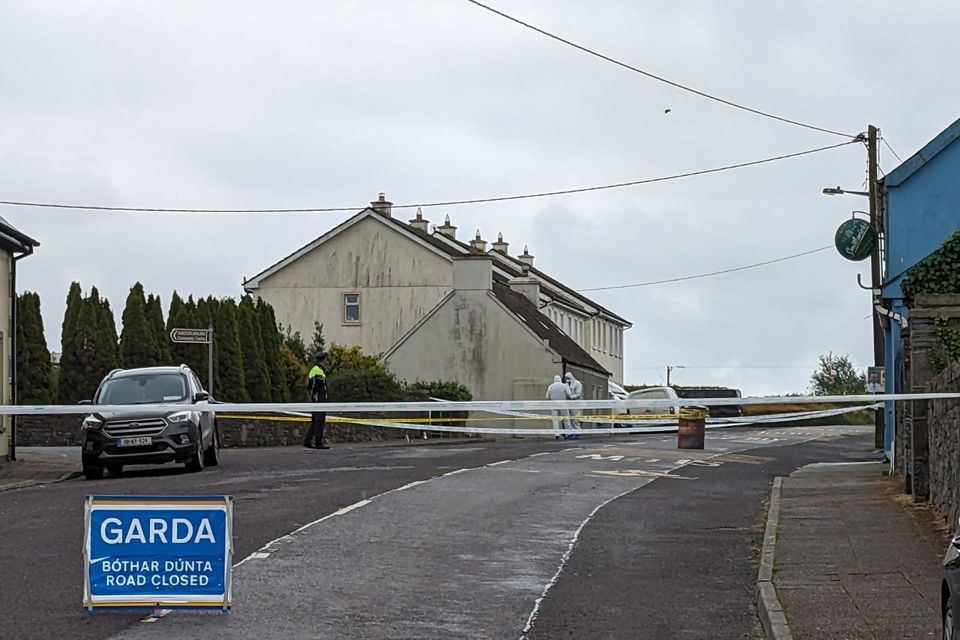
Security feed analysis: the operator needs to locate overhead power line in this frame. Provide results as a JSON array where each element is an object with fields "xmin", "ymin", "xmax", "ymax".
[
  {"xmin": 463, "ymin": 0, "xmax": 858, "ymax": 139},
  {"xmin": 0, "ymin": 140, "xmax": 857, "ymax": 214},
  {"xmin": 578, "ymin": 246, "xmax": 832, "ymax": 292},
  {"xmin": 881, "ymin": 137, "xmax": 904, "ymax": 163}
]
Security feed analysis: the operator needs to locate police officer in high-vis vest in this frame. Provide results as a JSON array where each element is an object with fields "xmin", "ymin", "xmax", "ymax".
[{"xmin": 304, "ymin": 351, "xmax": 329, "ymax": 449}]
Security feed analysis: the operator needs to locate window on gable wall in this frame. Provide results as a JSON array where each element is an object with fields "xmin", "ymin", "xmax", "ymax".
[{"xmin": 343, "ymin": 293, "xmax": 361, "ymax": 323}]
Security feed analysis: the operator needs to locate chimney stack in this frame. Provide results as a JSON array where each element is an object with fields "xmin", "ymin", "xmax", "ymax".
[
  {"xmin": 436, "ymin": 214, "xmax": 457, "ymax": 239},
  {"xmin": 371, "ymin": 192, "xmax": 393, "ymax": 217},
  {"xmin": 408, "ymin": 207, "xmax": 429, "ymax": 232},
  {"xmin": 453, "ymin": 257, "xmax": 493, "ymax": 291},
  {"xmin": 491, "ymin": 232, "xmax": 509, "ymax": 254},
  {"xmin": 509, "ymin": 274, "xmax": 540, "ymax": 306},
  {"xmin": 469, "ymin": 230, "xmax": 488, "ymax": 254},
  {"xmin": 518, "ymin": 245, "xmax": 535, "ymax": 267}
]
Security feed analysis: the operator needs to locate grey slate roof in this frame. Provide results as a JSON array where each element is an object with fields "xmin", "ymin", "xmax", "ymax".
[
  {"xmin": 492, "ymin": 282, "xmax": 608, "ymax": 375},
  {"xmin": 0, "ymin": 215, "xmax": 39, "ymax": 252}
]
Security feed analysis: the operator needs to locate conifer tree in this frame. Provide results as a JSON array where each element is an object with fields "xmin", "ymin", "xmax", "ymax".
[
  {"xmin": 147, "ymin": 293, "xmax": 171, "ymax": 364},
  {"xmin": 97, "ymin": 294, "xmax": 121, "ymax": 368},
  {"xmin": 120, "ymin": 283, "xmax": 160, "ymax": 368},
  {"xmin": 73, "ymin": 295, "xmax": 104, "ymax": 401},
  {"xmin": 85, "ymin": 287, "xmax": 120, "ymax": 390},
  {"xmin": 57, "ymin": 282, "xmax": 85, "ymax": 403},
  {"xmin": 239, "ymin": 296, "xmax": 271, "ymax": 402},
  {"xmin": 214, "ymin": 298, "xmax": 248, "ymax": 402},
  {"xmin": 16, "ymin": 292, "xmax": 52, "ymax": 404},
  {"xmin": 256, "ymin": 299, "xmax": 289, "ymax": 402}
]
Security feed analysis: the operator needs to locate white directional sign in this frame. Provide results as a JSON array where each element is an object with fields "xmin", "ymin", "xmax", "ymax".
[{"xmin": 170, "ymin": 328, "xmax": 211, "ymax": 344}]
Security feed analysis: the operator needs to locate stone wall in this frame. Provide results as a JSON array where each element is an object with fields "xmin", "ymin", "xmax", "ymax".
[
  {"xmin": 14, "ymin": 412, "xmax": 470, "ymax": 448},
  {"xmin": 927, "ymin": 361, "xmax": 960, "ymax": 525},
  {"xmin": 896, "ymin": 295, "xmax": 960, "ymax": 499},
  {"xmin": 16, "ymin": 415, "xmax": 82, "ymax": 446}
]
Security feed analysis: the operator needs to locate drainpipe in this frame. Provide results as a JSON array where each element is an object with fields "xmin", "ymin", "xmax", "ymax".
[{"xmin": 9, "ymin": 248, "xmax": 34, "ymax": 461}]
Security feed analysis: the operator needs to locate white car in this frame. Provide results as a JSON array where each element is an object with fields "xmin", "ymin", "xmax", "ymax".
[
  {"xmin": 608, "ymin": 380, "xmax": 628, "ymax": 401},
  {"xmin": 612, "ymin": 386, "xmax": 680, "ymax": 418}
]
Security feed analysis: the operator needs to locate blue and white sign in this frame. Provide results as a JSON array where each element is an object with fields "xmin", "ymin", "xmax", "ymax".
[{"xmin": 83, "ymin": 495, "xmax": 233, "ymax": 612}]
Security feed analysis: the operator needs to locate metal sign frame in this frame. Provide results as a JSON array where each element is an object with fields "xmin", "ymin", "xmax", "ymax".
[{"xmin": 83, "ymin": 495, "xmax": 233, "ymax": 613}]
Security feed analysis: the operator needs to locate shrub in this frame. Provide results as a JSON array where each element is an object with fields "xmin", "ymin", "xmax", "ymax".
[{"xmin": 406, "ymin": 380, "xmax": 472, "ymax": 401}]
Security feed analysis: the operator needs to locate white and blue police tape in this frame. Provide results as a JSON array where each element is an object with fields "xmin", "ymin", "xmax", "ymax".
[
  {"xmin": 0, "ymin": 393, "xmax": 947, "ymax": 416},
  {"xmin": 256, "ymin": 403, "xmax": 878, "ymax": 436}
]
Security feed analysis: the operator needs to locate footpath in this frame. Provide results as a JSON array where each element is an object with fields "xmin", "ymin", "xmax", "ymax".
[
  {"xmin": 760, "ymin": 461, "xmax": 949, "ymax": 640},
  {"xmin": 0, "ymin": 447, "xmax": 81, "ymax": 491}
]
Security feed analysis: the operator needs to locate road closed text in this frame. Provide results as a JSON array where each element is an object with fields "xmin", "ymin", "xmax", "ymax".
[{"xmin": 101, "ymin": 560, "xmax": 215, "ymax": 588}]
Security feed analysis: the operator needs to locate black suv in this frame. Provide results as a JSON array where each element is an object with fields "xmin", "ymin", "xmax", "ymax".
[{"xmin": 80, "ymin": 365, "xmax": 220, "ymax": 480}]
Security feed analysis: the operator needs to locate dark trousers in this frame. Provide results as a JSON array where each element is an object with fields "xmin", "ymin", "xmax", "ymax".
[{"xmin": 304, "ymin": 412, "xmax": 326, "ymax": 447}]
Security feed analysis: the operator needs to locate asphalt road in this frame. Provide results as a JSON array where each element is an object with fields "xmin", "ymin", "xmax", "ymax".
[{"xmin": 0, "ymin": 426, "xmax": 876, "ymax": 640}]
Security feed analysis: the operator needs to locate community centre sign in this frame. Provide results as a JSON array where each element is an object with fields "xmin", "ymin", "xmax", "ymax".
[{"xmin": 83, "ymin": 495, "xmax": 233, "ymax": 612}]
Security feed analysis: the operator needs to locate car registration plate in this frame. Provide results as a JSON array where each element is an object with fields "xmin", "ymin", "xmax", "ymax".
[{"xmin": 117, "ymin": 436, "xmax": 152, "ymax": 447}]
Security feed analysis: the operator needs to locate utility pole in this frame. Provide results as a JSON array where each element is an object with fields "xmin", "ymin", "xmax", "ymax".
[
  {"xmin": 867, "ymin": 125, "xmax": 885, "ymax": 450},
  {"xmin": 666, "ymin": 366, "xmax": 672, "ymax": 386}
]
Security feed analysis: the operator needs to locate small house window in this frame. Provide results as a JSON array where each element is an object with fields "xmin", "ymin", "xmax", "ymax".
[{"xmin": 344, "ymin": 293, "xmax": 361, "ymax": 323}]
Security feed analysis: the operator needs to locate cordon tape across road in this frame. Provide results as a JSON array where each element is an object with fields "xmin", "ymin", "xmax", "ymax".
[
  {"xmin": 0, "ymin": 392, "xmax": 945, "ymax": 416},
  {"xmin": 0, "ymin": 394, "xmax": 921, "ymax": 436}
]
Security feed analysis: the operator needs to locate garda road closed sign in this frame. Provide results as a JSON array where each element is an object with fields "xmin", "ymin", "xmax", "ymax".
[{"xmin": 83, "ymin": 495, "xmax": 233, "ymax": 612}]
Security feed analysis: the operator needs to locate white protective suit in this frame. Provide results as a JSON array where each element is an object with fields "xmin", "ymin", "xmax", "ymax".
[
  {"xmin": 564, "ymin": 372, "xmax": 583, "ymax": 431},
  {"xmin": 546, "ymin": 375, "xmax": 572, "ymax": 434}
]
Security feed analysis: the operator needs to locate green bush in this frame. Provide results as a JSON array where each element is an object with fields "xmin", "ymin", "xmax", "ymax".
[
  {"xmin": 407, "ymin": 380, "xmax": 472, "ymax": 401},
  {"xmin": 327, "ymin": 367, "xmax": 404, "ymax": 403}
]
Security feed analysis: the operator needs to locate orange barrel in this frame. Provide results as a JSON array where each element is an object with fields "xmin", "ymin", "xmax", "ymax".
[{"xmin": 677, "ymin": 408, "xmax": 706, "ymax": 449}]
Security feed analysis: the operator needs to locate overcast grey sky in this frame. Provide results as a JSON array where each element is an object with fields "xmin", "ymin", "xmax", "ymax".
[{"xmin": 2, "ymin": 0, "xmax": 957, "ymax": 395}]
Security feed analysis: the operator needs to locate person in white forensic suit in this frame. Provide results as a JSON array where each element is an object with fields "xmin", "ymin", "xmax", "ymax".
[
  {"xmin": 546, "ymin": 375, "xmax": 572, "ymax": 440},
  {"xmin": 564, "ymin": 371, "xmax": 584, "ymax": 439}
]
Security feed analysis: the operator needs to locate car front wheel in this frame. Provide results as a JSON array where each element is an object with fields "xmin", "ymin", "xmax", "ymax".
[
  {"xmin": 185, "ymin": 437, "xmax": 205, "ymax": 473},
  {"xmin": 946, "ymin": 599, "xmax": 957, "ymax": 640},
  {"xmin": 82, "ymin": 459, "xmax": 104, "ymax": 480},
  {"xmin": 203, "ymin": 427, "xmax": 220, "ymax": 467}
]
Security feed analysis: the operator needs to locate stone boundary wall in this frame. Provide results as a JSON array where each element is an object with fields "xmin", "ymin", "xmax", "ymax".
[
  {"xmin": 14, "ymin": 411, "xmax": 470, "ymax": 448},
  {"xmin": 927, "ymin": 360, "xmax": 960, "ymax": 524}
]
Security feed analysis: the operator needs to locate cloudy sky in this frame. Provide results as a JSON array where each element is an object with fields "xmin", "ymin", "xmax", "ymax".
[{"xmin": 1, "ymin": 0, "xmax": 957, "ymax": 395}]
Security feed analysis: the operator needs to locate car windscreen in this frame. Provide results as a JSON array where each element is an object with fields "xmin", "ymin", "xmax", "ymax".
[{"xmin": 97, "ymin": 374, "xmax": 188, "ymax": 404}]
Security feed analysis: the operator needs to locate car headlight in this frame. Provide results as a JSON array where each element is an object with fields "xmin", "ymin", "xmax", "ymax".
[
  {"xmin": 166, "ymin": 411, "xmax": 194, "ymax": 424},
  {"xmin": 81, "ymin": 416, "xmax": 103, "ymax": 430}
]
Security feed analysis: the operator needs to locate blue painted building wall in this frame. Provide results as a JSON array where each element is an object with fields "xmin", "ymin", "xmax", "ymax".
[{"xmin": 879, "ymin": 118, "xmax": 960, "ymax": 456}]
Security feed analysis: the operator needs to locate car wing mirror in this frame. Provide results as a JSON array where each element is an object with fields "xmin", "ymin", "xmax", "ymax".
[
  {"xmin": 194, "ymin": 391, "xmax": 210, "ymax": 402},
  {"xmin": 78, "ymin": 399, "xmax": 92, "ymax": 405}
]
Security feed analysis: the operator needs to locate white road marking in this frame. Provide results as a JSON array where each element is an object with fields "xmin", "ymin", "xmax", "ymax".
[
  {"xmin": 443, "ymin": 469, "xmax": 468, "ymax": 476},
  {"xmin": 141, "ymin": 609, "xmax": 172, "ymax": 623},
  {"xmin": 395, "ymin": 480, "xmax": 429, "ymax": 492},
  {"xmin": 591, "ymin": 470, "xmax": 696, "ymax": 480},
  {"xmin": 519, "ymin": 485, "xmax": 643, "ymax": 639}
]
